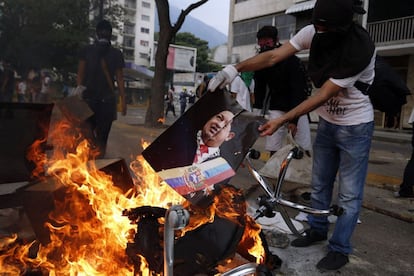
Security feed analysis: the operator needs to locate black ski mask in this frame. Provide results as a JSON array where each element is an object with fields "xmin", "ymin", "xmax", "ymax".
[{"xmin": 308, "ymin": 0, "xmax": 374, "ymax": 87}]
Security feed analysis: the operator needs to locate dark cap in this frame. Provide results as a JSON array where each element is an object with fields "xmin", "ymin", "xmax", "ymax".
[
  {"xmin": 96, "ymin": 19, "xmax": 112, "ymax": 39},
  {"xmin": 256, "ymin": 26, "xmax": 278, "ymax": 40},
  {"xmin": 311, "ymin": 0, "xmax": 365, "ymax": 31}
]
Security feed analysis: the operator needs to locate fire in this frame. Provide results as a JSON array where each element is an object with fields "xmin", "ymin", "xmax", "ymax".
[
  {"xmin": 0, "ymin": 118, "xmax": 264, "ymax": 275},
  {"xmin": 157, "ymin": 117, "xmax": 165, "ymax": 124}
]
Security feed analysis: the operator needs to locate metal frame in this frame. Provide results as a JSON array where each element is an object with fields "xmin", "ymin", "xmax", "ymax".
[
  {"xmin": 162, "ymin": 145, "xmax": 342, "ymax": 275},
  {"xmin": 245, "ymin": 146, "xmax": 341, "ymax": 237}
]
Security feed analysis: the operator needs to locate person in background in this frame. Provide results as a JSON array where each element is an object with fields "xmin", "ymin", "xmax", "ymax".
[
  {"xmin": 187, "ymin": 89, "xmax": 196, "ymax": 108},
  {"xmin": 230, "ymin": 71, "xmax": 255, "ymax": 112},
  {"xmin": 38, "ymin": 71, "xmax": 51, "ymax": 103},
  {"xmin": 75, "ymin": 19, "xmax": 126, "ymax": 158},
  {"xmin": 17, "ymin": 77, "xmax": 27, "ymax": 103},
  {"xmin": 0, "ymin": 59, "xmax": 15, "ymax": 102},
  {"xmin": 179, "ymin": 87, "xmax": 191, "ymax": 116},
  {"xmin": 196, "ymin": 75, "xmax": 210, "ymax": 98},
  {"xmin": 208, "ymin": 0, "xmax": 375, "ymax": 271},
  {"xmin": 26, "ymin": 68, "xmax": 41, "ymax": 103},
  {"xmin": 165, "ymin": 85, "xmax": 176, "ymax": 117},
  {"xmin": 253, "ymin": 25, "xmax": 312, "ymax": 156},
  {"xmin": 395, "ymin": 106, "xmax": 414, "ymax": 198}
]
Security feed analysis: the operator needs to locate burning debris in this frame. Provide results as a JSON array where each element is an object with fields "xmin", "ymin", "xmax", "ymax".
[
  {"xmin": 0, "ymin": 109, "xmax": 281, "ymax": 275},
  {"xmin": 123, "ymin": 185, "xmax": 281, "ymax": 275}
]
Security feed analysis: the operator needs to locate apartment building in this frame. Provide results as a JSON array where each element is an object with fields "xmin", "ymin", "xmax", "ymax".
[
  {"xmin": 112, "ymin": 0, "xmax": 155, "ymax": 95},
  {"xmin": 121, "ymin": 0, "xmax": 155, "ymax": 67},
  {"xmin": 228, "ymin": 0, "xmax": 414, "ymax": 129}
]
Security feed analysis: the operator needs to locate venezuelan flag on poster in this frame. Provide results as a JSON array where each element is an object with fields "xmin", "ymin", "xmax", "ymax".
[{"xmin": 157, "ymin": 157, "xmax": 235, "ymax": 196}]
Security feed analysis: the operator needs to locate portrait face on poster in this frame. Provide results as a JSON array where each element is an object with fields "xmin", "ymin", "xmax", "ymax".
[{"xmin": 142, "ymin": 89, "xmax": 265, "ymax": 206}]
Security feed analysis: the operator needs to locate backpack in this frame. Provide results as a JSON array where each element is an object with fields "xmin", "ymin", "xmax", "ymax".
[
  {"xmin": 355, "ymin": 55, "xmax": 411, "ymax": 113},
  {"xmin": 298, "ymin": 59, "xmax": 313, "ymax": 97}
]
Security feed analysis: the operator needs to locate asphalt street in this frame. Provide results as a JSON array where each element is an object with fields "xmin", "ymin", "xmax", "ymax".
[{"xmin": 105, "ymin": 105, "xmax": 414, "ymax": 275}]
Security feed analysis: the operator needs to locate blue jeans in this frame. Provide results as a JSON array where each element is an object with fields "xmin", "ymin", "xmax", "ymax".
[{"xmin": 308, "ymin": 118, "xmax": 374, "ymax": 255}]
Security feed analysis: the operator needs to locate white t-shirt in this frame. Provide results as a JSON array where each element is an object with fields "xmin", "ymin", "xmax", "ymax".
[
  {"xmin": 230, "ymin": 75, "xmax": 255, "ymax": 112},
  {"xmin": 290, "ymin": 25, "xmax": 376, "ymax": 125}
]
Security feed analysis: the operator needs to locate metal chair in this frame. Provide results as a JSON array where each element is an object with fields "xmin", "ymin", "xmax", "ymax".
[{"xmin": 245, "ymin": 146, "xmax": 342, "ymax": 237}]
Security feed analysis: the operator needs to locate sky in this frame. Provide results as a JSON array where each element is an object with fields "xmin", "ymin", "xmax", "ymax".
[{"xmin": 171, "ymin": 0, "xmax": 230, "ymax": 35}]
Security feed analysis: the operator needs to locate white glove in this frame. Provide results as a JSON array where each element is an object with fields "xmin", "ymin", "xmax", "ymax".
[
  {"xmin": 207, "ymin": 65, "xmax": 238, "ymax": 92},
  {"xmin": 71, "ymin": 85, "xmax": 86, "ymax": 97}
]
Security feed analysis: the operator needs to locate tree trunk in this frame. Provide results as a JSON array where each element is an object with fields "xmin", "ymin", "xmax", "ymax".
[
  {"xmin": 144, "ymin": 29, "xmax": 171, "ymax": 126},
  {"xmin": 144, "ymin": 0, "xmax": 209, "ymax": 127}
]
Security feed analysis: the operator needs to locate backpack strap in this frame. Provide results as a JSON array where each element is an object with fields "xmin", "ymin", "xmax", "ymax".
[
  {"xmin": 100, "ymin": 58, "xmax": 114, "ymax": 92},
  {"xmin": 354, "ymin": 81, "xmax": 370, "ymax": 95}
]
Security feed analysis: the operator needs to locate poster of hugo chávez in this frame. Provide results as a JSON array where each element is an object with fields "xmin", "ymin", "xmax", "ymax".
[{"xmin": 142, "ymin": 89, "xmax": 266, "ymax": 207}]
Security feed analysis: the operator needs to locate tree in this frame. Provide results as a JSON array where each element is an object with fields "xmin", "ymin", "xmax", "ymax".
[
  {"xmin": 0, "ymin": 0, "xmax": 124, "ymax": 76},
  {"xmin": 0, "ymin": 0, "xmax": 88, "ymax": 74},
  {"xmin": 174, "ymin": 32, "xmax": 210, "ymax": 72},
  {"xmin": 145, "ymin": 0, "xmax": 208, "ymax": 127}
]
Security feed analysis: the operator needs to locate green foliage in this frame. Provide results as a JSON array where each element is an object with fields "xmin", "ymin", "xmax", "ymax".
[
  {"xmin": 0, "ymin": 0, "xmax": 124, "ymax": 76},
  {"xmin": 170, "ymin": 32, "xmax": 221, "ymax": 73}
]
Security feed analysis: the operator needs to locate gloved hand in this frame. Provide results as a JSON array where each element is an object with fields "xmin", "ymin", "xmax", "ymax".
[
  {"xmin": 72, "ymin": 85, "xmax": 86, "ymax": 97},
  {"xmin": 207, "ymin": 65, "xmax": 238, "ymax": 92}
]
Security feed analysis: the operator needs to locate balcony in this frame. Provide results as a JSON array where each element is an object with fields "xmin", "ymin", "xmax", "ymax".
[
  {"xmin": 124, "ymin": 0, "xmax": 137, "ymax": 11},
  {"xmin": 123, "ymin": 43, "xmax": 135, "ymax": 50},
  {"xmin": 123, "ymin": 31, "xmax": 135, "ymax": 37},
  {"xmin": 367, "ymin": 15, "xmax": 414, "ymax": 46}
]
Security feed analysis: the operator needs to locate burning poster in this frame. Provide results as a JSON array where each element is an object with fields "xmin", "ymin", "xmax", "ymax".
[{"xmin": 142, "ymin": 89, "xmax": 266, "ymax": 206}]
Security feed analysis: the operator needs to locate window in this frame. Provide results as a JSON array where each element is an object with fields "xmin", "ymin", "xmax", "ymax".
[
  {"xmin": 124, "ymin": 24, "xmax": 135, "ymax": 35},
  {"xmin": 232, "ymin": 13, "xmax": 296, "ymax": 47},
  {"xmin": 139, "ymin": 52, "xmax": 149, "ymax": 59},
  {"xmin": 140, "ymin": 40, "xmax": 149, "ymax": 47},
  {"xmin": 141, "ymin": 14, "xmax": 150, "ymax": 21},
  {"xmin": 140, "ymin": 27, "xmax": 150, "ymax": 34},
  {"xmin": 142, "ymin": 1, "xmax": 150, "ymax": 8},
  {"xmin": 233, "ymin": 16, "xmax": 272, "ymax": 46},
  {"xmin": 124, "ymin": 49, "xmax": 134, "ymax": 60},
  {"xmin": 275, "ymin": 14, "xmax": 296, "ymax": 40},
  {"xmin": 124, "ymin": 37, "xmax": 135, "ymax": 48},
  {"xmin": 125, "ymin": 0, "xmax": 136, "ymax": 10}
]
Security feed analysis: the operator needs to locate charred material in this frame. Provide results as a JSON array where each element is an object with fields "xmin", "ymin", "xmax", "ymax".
[
  {"xmin": 123, "ymin": 206, "xmax": 166, "ymax": 273},
  {"xmin": 123, "ymin": 185, "xmax": 281, "ymax": 275}
]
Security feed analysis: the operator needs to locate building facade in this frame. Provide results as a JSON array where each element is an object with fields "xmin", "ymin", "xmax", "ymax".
[
  {"xmin": 121, "ymin": 0, "xmax": 155, "ymax": 67},
  {"xmin": 228, "ymin": 0, "xmax": 414, "ymax": 129},
  {"xmin": 108, "ymin": 0, "xmax": 155, "ymax": 99}
]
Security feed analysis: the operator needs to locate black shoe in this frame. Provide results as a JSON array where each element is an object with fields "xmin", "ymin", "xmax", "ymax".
[
  {"xmin": 291, "ymin": 229, "xmax": 327, "ymax": 247},
  {"xmin": 316, "ymin": 251, "xmax": 349, "ymax": 271}
]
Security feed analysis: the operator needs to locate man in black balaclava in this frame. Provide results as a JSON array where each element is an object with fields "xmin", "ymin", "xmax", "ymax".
[
  {"xmin": 253, "ymin": 26, "xmax": 312, "ymax": 156},
  {"xmin": 208, "ymin": 0, "xmax": 376, "ymax": 271}
]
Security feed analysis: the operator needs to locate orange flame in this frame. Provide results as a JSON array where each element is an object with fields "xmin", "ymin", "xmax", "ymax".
[
  {"xmin": 0, "ymin": 118, "xmax": 264, "ymax": 274},
  {"xmin": 157, "ymin": 117, "xmax": 165, "ymax": 124}
]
